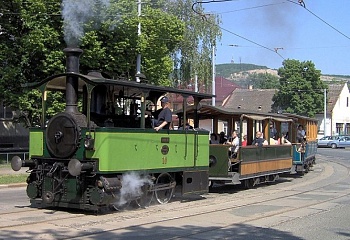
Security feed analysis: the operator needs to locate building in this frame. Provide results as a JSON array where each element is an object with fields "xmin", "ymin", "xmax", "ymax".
[
  {"xmin": 223, "ymin": 88, "xmax": 276, "ymax": 113},
  {"xmin": 315, "ymin": 83, "xmax": 350, "ymax": 137}
]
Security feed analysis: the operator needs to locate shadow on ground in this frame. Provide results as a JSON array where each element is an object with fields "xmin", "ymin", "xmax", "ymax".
[{"xmin": 0, "ymin": 222, "xmax": 306, "ymax": 240}]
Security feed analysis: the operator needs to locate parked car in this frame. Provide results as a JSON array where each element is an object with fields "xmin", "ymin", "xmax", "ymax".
[
  {"xmin": 317, "ymin": 136, "xmax": 340, "ymax": 148},
  {"xmin": 327, "ymin": 136, "xmax": 350, "ymax": 149}
]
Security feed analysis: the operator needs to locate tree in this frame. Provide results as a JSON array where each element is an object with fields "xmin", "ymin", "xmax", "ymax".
[
  {"xmin": 0, "ymin": 0, "xmax": 65, "ymax": 126},
  {"xmin": 165, "ymin": 0, "xmax": 222, "ymax": 91},
  {"xmin": 0, "ymin": 0, "xmax": 221, "ymax": 126},
  {"xmin": 248, "ymin": 72, "xmax": 280, "ymax": 89},
  {"xmin": 272, "ymin": 59, "xmax": 327, "ymax": 117}
]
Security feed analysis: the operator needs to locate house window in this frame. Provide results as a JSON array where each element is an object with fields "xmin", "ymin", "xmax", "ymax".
[
  {"xmin": 347, "ymin": 97, "xmax": 349, "ymax": 107},
  {"xmin": 336, "ymin": 123, "xmax": 344, "ymax": 135},
  {"xmin": 346, "ymin": 123, "xmax": 350, "ymax": 135}
]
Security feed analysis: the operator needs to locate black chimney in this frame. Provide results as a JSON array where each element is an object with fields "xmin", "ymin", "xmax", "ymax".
[{"xmin": 63, "ymin": 47, "xmax": 83, "ymax": 113}]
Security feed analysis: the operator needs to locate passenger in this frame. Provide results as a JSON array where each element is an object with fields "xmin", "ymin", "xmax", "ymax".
[
  {"xmin": 269, "ymin": 137, "xmax": 278, "ymax": 145},
  {"xmin": 242, "ymin": 135, "xmax": 247, "ymax": 147},
  {"xmin": 285, "ymin": 131, "xmax": 289, "ymax": 140},
  {"xmin": 278, "ymin": 133, "xmax": 291, "ymax": 145},
  {"xmin": 149, "ymin": 96, "xmax": 172, "ymax": 131},
  {"xmin": 209, "ymin": 133, "xmax": 219, "ymax": 144},
  {"xmin": 178, "ymin": 122, "xmax": 193, "ymax": 130},
  {"xmin": 270, "ymin": 122, "xmax": 278, "ymax": 140},
  {"xmin": 252, "ymin": 131, "xmax": 267, "ymax": 147},
  {"xmin": 281, "ymin": 136, "xmax": 291, "ymax": 145},
  {"xmin": 219, "ymin": 132, "xmax": 227, "ymax": 144},
  {"xmin": 226, "ymin": 131, "xmax": 239, "ymax": 158},
  {"xmin": 297, "ymin": 125, "xmax": 306, "ymax": 143}
]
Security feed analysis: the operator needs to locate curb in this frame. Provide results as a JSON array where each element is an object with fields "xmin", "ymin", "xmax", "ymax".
[{"xmin": 0, "ymin": 183, "xmax": 27, "ymax": 189}]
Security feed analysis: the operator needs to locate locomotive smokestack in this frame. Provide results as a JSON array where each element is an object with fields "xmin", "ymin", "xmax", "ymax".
[{"xmin": 63, "ymin": 47, "xmax": 83, "ymax": 113}]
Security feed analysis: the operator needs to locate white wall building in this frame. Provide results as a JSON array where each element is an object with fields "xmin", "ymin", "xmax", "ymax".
[{"xmin": 315, "ymin": 83, "xmax": 350, "ymax": 138}]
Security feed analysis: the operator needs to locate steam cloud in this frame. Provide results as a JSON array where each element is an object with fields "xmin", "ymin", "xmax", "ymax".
[
  {"xmin": 61, "ymin": 0, "xmax": 110, "ymax": 46},
  {"xmin": 116, "ymin": 172, "xmax": 153, "ymax": 207}
]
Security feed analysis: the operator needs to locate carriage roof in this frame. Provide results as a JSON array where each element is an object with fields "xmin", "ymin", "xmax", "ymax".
[
  {"xmin": 178, "ymin": 104, "xmax": 294, "ymax": 122},
  {"xmin": 23, "ymin": 72, "xmax": 214, "ymax": 101}
]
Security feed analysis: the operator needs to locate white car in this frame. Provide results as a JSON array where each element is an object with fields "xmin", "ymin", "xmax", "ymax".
[
  {"xmin": 317, "ymin": 136, "xmax": 340, "ymax": 148},
  {"xmin": 327, "ymin": 136, "xmax": 350, "ymax": 149}
]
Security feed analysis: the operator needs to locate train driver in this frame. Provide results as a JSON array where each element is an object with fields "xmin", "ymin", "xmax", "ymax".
[{"xmin": 151, "ymin": 96, "xmax": 172, "ymax": 131}]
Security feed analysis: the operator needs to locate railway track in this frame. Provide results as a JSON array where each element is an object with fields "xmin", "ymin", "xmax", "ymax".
[{"xmin": 0, "ymin": 156, "xmax": 349, "ymax": 239}]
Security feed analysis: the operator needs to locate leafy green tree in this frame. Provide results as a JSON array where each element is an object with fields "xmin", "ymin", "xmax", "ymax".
[
  {"xmin": 249, "ymin": 72, "xmax": 279, "ymax": 89},
  {"xmin": 0, "ymin": 0, "xmax": 221, "ymax": 126},
  {"xmin": 0, "ymin": 0, "xmax": 65, "ymax": 126},
  {"xmin": 272, "ymin": 59, "xmax": 327, "ymax": 117},
  {"xmin": 165, "ymin": 0, "xmax": 222, "ymax": 90}
]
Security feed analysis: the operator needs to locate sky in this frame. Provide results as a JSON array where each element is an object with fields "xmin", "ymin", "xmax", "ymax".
[{"xmin": 202, "ymin": 0, "xmax": 350, "ymax": 76}]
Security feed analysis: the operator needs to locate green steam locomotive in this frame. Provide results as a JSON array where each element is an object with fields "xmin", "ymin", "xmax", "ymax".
[{"xmin": 11, "ymin": 47, "xmax": 212, "ymax": 211}]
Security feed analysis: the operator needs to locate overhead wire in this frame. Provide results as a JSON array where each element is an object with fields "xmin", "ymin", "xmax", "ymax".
[
  {"xmin": 219, "ymin": 25, "xmax": 285, "ymax": 59},
  {"xmin": 215, "ymin": 1, "xmax": 288, "ymax": 15},
  {"xmin": 192, "ymin": 1, "xmax": 285, "ymax": 60},
  {"xmin": 193, "ymin": 0, "xmax": 350, "ymax": 60},
  {"xmin": 286, "ymin": 0, "xmax": 350, "ymax": 41}
]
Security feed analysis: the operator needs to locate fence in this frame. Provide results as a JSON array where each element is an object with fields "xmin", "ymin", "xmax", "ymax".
[{"xmin": 0, "ymin": 149, "xmax": 29, "ymax": 164}]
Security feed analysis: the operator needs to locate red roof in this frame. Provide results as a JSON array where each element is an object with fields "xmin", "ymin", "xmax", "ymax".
[
  {"xmin": 214, "ymin": 76, "xmax": 241, "ymax": 103},
  {"xmin": 170, "ymin": 76, "xmax": 241, "ymax": 105}
]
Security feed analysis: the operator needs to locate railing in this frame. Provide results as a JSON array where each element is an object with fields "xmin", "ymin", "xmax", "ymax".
[{"xmin": 0, "ymin": 149, "xmax": 29, "ymax": 164}]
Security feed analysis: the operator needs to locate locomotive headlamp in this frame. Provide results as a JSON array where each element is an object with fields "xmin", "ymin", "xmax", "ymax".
[
  {"xmin": 11, "ymin": 155, "xmax": 35, "ymax": 171},
  {"xmin": 11, "ymin": 156, "xmax": 23, "ymax": 171},
  {"xmin": 84, "ymin": 135, "xmax": 95, "ymax": 150}
]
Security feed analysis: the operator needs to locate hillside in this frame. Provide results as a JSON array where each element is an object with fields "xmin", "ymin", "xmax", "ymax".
[
  {"xmin": 216, "ymin": 63, "xmax": 350, "ymax": 83},
  {"xmin": 216, "ymin": 63, "xmax": 269, "ymax": 79}
]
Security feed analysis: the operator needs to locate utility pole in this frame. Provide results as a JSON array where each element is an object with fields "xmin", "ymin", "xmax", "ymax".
[
  {"xmin": 195, "ymin": 73, "xmax": 198, "ymax": 92},
  {"xmin": 324, "ymin": 88, "xmax": 327, "ymax": 136},
  {"xmin": 136, "ymin": 0, "xmax": 142, "ymax": 82},
  {"xmin": 212, "ymin": 45, "xmax": 216, "ymax": 106}
]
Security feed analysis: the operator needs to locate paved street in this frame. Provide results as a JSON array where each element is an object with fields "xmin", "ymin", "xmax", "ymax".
[{"xmin": 0, "ymin": 149, "xmax": 349, "ymax": 239}]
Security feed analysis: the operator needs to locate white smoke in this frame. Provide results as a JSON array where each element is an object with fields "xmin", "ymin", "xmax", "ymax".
[
  {"xmin": 116, "ymin": 172, "xmax": 153, "ymax": 207},
  {"xmin": 61, "ymin": 0, "xmax": 111, "ymax": 46}
]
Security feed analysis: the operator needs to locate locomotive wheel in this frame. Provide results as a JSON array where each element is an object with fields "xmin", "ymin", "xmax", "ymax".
[
  {"xmin": 135, "ymin": 183, "xmax": 154, "ymax": 208},
  {"xmin": 111, "ymin": 201, "xmax": 131, "ymax": 211},
  {"xmin": 155, "ymin": 172, "xmax": 175, "ymax": 204}
]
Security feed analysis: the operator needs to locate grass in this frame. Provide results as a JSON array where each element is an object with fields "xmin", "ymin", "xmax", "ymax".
[
  {"xmin": 0, "ymin": 164, "xmax": 27, "ymax": 184},
  {"xmin": 0, "ymin": 163, "xmax": 11, "ymax": 168},
  {"xmin": 0, "ymin": 174, "xmax": 27, "ymax": 184}
]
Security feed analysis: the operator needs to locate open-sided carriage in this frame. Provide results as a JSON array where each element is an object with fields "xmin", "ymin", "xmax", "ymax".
[
  {"xmin": 180, "ymin": 105, "xmax": 295, "ymax": 188},
  {"xmin": 285, "ymin": 113, "xmax": 318, "ymax": 174}
]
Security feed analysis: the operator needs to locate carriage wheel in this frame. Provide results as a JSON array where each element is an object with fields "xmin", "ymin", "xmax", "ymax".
[
  {"xmin": 304, "ymin": 164, "xmax": 310, "ymax": 173},
  {"xmin": 135, "ymin": 183, "xmax": 154, "ymax": 208},
  {"xmin": 155, "ymin": 172, "xmax": 175, "ymax": 204},
  {"xmin": 243, "ymin": 179, "xmax": 254, "ymax": 189}
]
